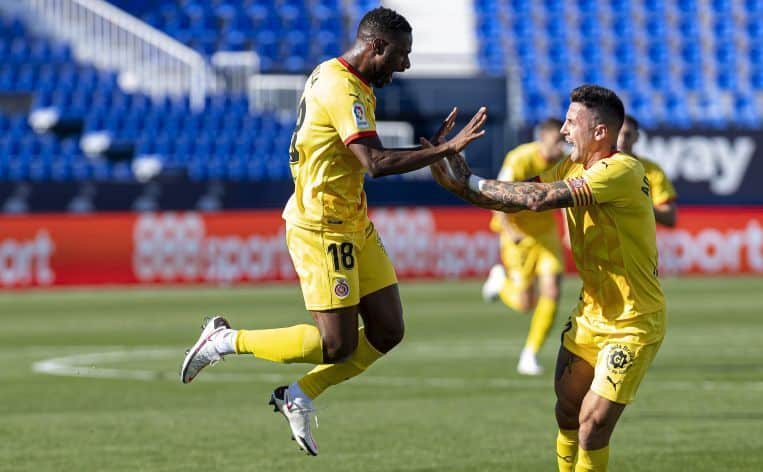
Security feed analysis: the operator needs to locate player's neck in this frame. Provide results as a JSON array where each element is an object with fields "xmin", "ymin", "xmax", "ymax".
[
  {"xmin": 340, "ymin": 48, "xmax": 373, "ymax": 84},
  {"xmin": 582, "ymin": 146, "xmax": 618, "ymax": 169}
]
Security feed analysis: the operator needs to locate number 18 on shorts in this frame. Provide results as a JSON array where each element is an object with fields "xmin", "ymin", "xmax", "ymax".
[{"xmin": 286, "ymin": 223, "xmax": 398, "ymax": 311}]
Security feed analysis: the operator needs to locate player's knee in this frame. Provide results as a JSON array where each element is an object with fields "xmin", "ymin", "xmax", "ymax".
[
  {"xmin": 384, "ymin": 322, "xmax": 405, "ymax": 350},
  {"xmin": 542, "ymin": 285, "xmax": 560, "ymax": 301},
  {"xmin": 578, "ymin": 411, "xmax": 615, "ymax": 448},
  {"xmin": 371, "ymin": 321, "xmax": 405, "ymax": 353},
  {"xmin": 517, "ymin": 299, "xmax": 533, "ymax": 312},
  {"xmin": 555, "ymin": 400, "xmax": 579, "ymax": 429},
  {"xmin": 539, "ymin": 278, "xmax": 561, "ymax": 301},
  {"xmin": 322, "ymin": 335, "xmax": 358, "ymax": 363},
  {"xmin": 516, "ymin": 291, "xmax": 534, "ymax": 312}
]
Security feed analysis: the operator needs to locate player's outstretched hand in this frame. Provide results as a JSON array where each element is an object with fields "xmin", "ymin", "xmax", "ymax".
[
  {"xmin": 446, "ymin": 107, "xmax": 487, "ymax": 154},
  {"xmin": 431, "ymin": 107, "xmax": 458, "ymax": 144}
]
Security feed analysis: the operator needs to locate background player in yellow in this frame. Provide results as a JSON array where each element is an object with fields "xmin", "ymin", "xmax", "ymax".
[
  {"xmin": 427, "ymin": 85, "xmax": 666, "ymax": 472},
  {"xmin": 179, "ymin": 7, "xmax": 488, "ymax": 456},
  {"xmin": 617, "ymin": 114, "xmax": 678, "ymax": 227},
  {"xmin": 481, "ymin": 117, "xmax": 567, "ymax": 375}
]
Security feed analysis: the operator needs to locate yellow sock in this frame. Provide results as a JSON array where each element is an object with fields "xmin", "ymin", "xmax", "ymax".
[
  {"xmin": 556, "ymin": 429, "xmax": 578, "ymax": 471},
  {"xmin": 524, "ymin": 296, "xmax": 557, "ymax": 353},
  {"xmin": 298, "ymin": 327, "xmax": 383, "ymax": 399},
  {"xmin": 575, "ymin": 446, "xmax": 609, "ymax": 472},
  {"xmin": 498, "ymin": 279, "xmax": 523, "ymax": 311},
  {"xmin": 235, "ymin": 324, "xmax": 323, "ymax": 364}
]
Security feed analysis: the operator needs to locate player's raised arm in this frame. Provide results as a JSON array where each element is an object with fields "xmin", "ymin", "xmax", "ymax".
[
  {"xmin": 348, "ymin": 107, "xmax": 487, "ymax": 178},
  {"xmin": 428, "ymin": 144, "xmax": 574, "ymax": 213}
]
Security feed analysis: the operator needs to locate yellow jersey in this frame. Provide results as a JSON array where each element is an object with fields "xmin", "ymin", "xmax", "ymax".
[
  {"xmin": 489, "ymin": 142, "xmax": 559, "ymax": 237},
  {"xmin": 541, "ymin": 153, "xmax": 665, "ymax": 321},
  {"xmin": 638, "ymin": 156, "xmax": 677, "ymax": 206},
  {"xmin": 282, "ymin": 57, "xmax": 378, "ymax": 233}
]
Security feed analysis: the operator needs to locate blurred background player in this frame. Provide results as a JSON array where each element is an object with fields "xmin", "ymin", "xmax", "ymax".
[
  {"xmin": 617, "ymin": 114, "xmax": 678, "ymax": 227},
  {"xmin": 481, "ymin": 117, "xmax": 567, "ymax": 376},
  {"xmin": 180, "ymin": 7, "xmax": 487, "ymax": 456},
  {"xmin": 428, "ymin": 85, "xmax": 666, "ymax": 472}
]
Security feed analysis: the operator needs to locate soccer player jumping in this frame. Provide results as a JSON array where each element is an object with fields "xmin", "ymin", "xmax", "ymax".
[
  {"xmin": 428, "ymin": 85, "xmax": 666, "ymax": 472},
  {"xmin": 179, "ymin": 7, "xmax": 487, "ymax": 456}
]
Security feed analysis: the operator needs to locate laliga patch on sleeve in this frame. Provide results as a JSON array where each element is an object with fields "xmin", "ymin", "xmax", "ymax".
[
  {"xmin": 333, "ymin": 277, "xmax": 350, "ymax": 299},
  {"xmin": 352, "ymin": 101, "xmax": 370, "ymax": 129}
]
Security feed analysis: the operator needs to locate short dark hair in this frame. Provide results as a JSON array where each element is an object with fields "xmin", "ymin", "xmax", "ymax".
[
  {"xmin": 623, "ymin": 114, "xmax": 639, "ymax": 130},
  {"xmin": 357, "ymin": 7, "xmax": 412, "ymax": 39},
  {"xmin": 537, "ymin": 117, "xmax": 563, "ymax": 133},
  {"xmin": 570, "ymin": 85, "xmax": 625, "ymax": 132}
]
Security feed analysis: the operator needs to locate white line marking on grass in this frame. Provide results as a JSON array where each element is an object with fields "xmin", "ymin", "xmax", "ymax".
[{"xmin": 30, "ymin": 347, "xmax": 763, "ymax": 392}]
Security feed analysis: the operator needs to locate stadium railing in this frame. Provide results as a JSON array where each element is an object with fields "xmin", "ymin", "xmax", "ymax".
[{"xmin": 19, "ymin": 0, "xmax": 217, "ymax": 109}]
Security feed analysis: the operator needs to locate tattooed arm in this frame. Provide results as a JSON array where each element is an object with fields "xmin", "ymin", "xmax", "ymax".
[
  {"xmin": 432, "ymin": 151, "xmax": 576, "ymax": 212},
  {"xmin": 429, "ymin": 152, "xmax": 522, "ymax": 211},
  {"xmin": 478, "ymin": 179, "xmax": 575, "ymax": 212}
]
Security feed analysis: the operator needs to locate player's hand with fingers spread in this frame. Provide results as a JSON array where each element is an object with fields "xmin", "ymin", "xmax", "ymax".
[
  {"xmin": 445, "ymin": 106, "xmax": 488, "ymax": 154},
  {"xmin": 432, "ymin": 107, "xmax": 458, "ymax": 144}
]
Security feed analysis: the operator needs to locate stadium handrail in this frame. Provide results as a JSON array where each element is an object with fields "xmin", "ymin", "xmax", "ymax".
[{"xmin": 20, "ymin": 0, "xmax": 217, "ymax": 108}]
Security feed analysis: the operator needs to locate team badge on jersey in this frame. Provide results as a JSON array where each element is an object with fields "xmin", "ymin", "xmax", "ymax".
[
  {"xmin": 352, "ymin": 101, "xmax": 369, "ymax": 129},
  {"xmin": 333, "ymin": 277, "xmax": 350, "ymax": 299}
]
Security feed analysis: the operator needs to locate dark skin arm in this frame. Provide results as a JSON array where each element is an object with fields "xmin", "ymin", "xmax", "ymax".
[
  {"xmin": 349, "ymin": 107, "xmax": 487, "ymax": 178},
  {"xmin": 654, "ymin": 201, "xmax": 677, "ymax": 227}
]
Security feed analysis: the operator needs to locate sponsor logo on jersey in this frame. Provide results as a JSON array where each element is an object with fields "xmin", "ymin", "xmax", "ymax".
[
  {"xmin": 333, "ymin": 277, "xmax": 350, "ymax": 299},
  {"xmin": 352, "ymin": 102, "xmax": 369, "ymax": 129}
]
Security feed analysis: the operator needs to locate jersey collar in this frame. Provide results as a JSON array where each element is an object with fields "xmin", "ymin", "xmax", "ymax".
[{"xmin": 337, "ymin": 57, "xmax": 372, "ymax": 89}]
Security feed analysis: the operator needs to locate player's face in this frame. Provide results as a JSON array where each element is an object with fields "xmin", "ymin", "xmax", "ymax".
[
  {"xmin": 617, "ymin": 121, "xmax": 638, "ymax": 153},
  {"xmin": 561, "ymin": 102, "xmax": 595, "ymax": 163},
  {"xmin": 538, "ymin": 128, "xmax": 566, "ymax": 162},
  {"xmin": 372, "ymin": 32, "xmax": 412, "ymax": 87}
]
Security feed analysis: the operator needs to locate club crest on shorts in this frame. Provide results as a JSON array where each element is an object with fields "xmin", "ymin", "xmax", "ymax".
[
  {"xmin": 352, "ymin": 102, "xmax": 369, "ymax": 128},
  {"xmin": 333, "ymin": 277, "xmax": 350, "ymax": 299},
  {"xmin": 606, "ymin": 344, "xmax": 634, "ymax": 375}
]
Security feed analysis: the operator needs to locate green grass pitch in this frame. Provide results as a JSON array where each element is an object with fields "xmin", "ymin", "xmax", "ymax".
[{"xmin": 1, "ymin": 277, "xmax": 761, "ymax": 471}]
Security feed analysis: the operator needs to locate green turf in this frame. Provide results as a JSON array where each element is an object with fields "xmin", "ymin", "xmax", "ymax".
[{"xmin": 1, "ymin": 277, "xmax": 762, "ymax": 471}]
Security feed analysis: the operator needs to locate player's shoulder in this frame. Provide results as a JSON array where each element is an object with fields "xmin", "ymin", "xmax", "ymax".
[
  {"xmin": 602, "ymin": 152, "xmax": 643, "ymax": 173},
  {"xmin": 585, "ymin": 152, "xmax": 644, "ymax": 184},
  {"xmin": 309, "ymin": 59, "xmax": 352, "ymax": 94}
]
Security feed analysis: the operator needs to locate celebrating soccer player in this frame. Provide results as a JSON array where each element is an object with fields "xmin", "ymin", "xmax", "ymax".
[
  {"xmin": 179, "ymin": 7, "xmax": 487, "ymax": 456},
  {"xmin": 481, "ymin": 118, "xmax": 567, "ymax": 376},
  {"xmin": 429, "ymin": 85, "xmax": 666, "ymax": 472}
]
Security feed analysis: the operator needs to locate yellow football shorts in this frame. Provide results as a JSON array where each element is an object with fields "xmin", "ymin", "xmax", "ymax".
[
  {"xmin": 286, "ymin": 221, "xmax": 398, "ymax": 311},
  {"xmin": 561, "ymin": 309, "xmax": 666, "ymax": 404},
  {"xmin": 500, "ymin": 231, "xmax": 563, "ymax": 291}
]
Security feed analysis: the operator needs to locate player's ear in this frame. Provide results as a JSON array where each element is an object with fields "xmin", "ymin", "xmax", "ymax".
[
  {"xmin": 594, "ymin": 124, "xmax": 608, "ymax": 142},
  {"xmin": 372, "ymin": 37, "xmax": 388, "ymax": 56}
]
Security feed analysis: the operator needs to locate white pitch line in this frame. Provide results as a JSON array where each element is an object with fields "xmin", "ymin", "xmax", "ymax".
[{"xmin": 30, "ymin": 347, "xmax": 763, "ymax": 392}]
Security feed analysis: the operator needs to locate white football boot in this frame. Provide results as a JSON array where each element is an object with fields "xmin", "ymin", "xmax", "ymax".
[
  {"xmin": 481, "ymin": 264, "xmax": 507, "ymax": 302},
  {"xmin": 269, "ymin": 384, "xmax": 319, "ymax": 456},
  {"xmin": 517, "ymin": 348, "xmax": 544, "ymax": 376},
  {"xmin": 180, "ymin": 316, "xmax": 231, "ymax": 384}
]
